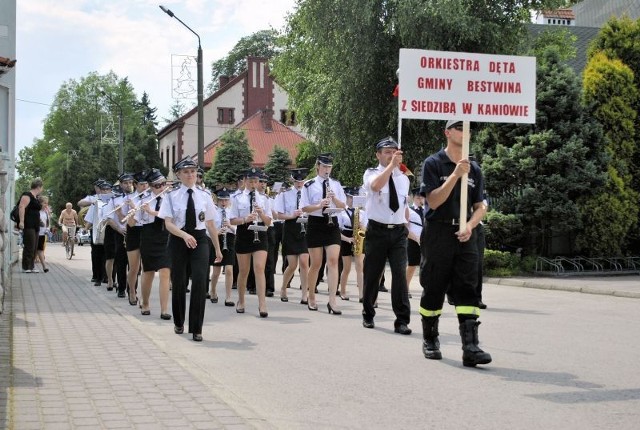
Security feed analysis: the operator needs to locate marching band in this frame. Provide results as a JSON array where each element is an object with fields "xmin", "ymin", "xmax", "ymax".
[{"xmin": 78, "ymin": 150, "xmax": 422, "ymax": 340}]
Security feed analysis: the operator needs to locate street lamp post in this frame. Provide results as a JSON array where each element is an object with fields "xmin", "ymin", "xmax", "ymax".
[
  {"xmin": 100, "ymin": 90, "xmax": 124, "ymax": 174},
  {"xmin": 159, "ymin": 5, "xmax": 204, "ymax": 168}
]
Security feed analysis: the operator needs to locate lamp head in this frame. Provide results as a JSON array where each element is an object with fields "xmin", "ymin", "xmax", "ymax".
[{"xmin": 159, "ymin": 5, "xmax": 174, "ymax": 17}]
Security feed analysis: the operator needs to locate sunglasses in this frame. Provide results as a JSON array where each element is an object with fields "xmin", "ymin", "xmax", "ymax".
[{"xmin": 152, "ymin": 182, "xmax": 166, "ymax": 189}]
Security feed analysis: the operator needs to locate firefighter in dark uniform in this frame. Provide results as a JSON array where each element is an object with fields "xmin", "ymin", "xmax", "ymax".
[
  {"xmin": 361, "ymin": 137, "xmax": 412, "ymax": 334},
  {"xmin": 158, "ymin": 156, "xmax": 222, "ymax": 342},
  {"xmin": 419, "ymin": 119, "xmax": 491, "ymax": 367}
]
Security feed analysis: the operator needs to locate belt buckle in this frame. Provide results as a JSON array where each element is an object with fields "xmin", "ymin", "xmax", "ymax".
[
  {"xmin": 451, "ymin": 219, "xmax": 460, "ymax": 226},
  {"xmin": 386, "ymin": 224, "xmax": 394, "ymax": 229}
]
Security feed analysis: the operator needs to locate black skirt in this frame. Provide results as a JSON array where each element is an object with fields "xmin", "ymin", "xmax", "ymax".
[
  {"xmin": 235, "ymin": 223, "xmax": 269, "ymax": 254},
  {"xmin": 103, "ymin": 226, "xmax": 116, "ymax": 259},
  {"xmin": 210, "ymin": 233, "xmax": 236, "ymax": 266},
  {"xmin": 282, "ymin": 220, "xmax": 308, "ymax": 255},
  {"xmin": 140, "ymin": 222, "xmax": 170, "ymax": 272},
  {"xmin": 125, "ymin": 225, "xmax": 142, "ymax": 251},
  {"xmin": 340, "ymin": 229, "xmax": 353, "ymax": 256},
  {"xmin": 407, "ymin": 238, "xmax": 421, "ymax": 266},
  {"xmin": 305, "ymin": 216, "xmax": 341, "ymax": 248}
]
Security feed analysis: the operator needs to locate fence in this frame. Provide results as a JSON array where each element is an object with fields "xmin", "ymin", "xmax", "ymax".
[{"xmin": 535, "ymin": 256, "xmax": 640, "ymax": 276}]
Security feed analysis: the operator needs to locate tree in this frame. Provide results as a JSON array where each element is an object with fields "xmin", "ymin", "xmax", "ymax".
[
  {"xmin": 575, "ymin": 52, "xmax": 639, "ymax": 256},
  {"xmin": 476, "ymin": 47, "xmax": 606, "ymax": 256},
  {"xmin": 15, "ymin": 72, "xmax": 164, "ymax": 213},
  {"xmin": 273, "ymin": 0, "xmax": 566, "ymax": 185},
  {"xmin": 162, "ymin": 99, "xmax": 187, "ymax": 126},
  {"xmin": 206, "ymin": 29, "xmax": 279, "ymax": 94},
  {"xmin": 587, "ymin": 16, "xmax": 640, "ymax": 252},
  {"xmin": 264, "ymin": 146, "xmax": 293, "ymax": 185},
  {"xmin": 204, "ymin": 129, "xmax": 253, "ymax": 187}
]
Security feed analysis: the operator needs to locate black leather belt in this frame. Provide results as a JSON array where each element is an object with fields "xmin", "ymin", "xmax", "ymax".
[
  {"xmin": 369, "ymin": 220, "xmax": 404, "ymax": 229},
  {"xmin": 428, "ymin": 219, "xmax": 460, "ymax": 226}
]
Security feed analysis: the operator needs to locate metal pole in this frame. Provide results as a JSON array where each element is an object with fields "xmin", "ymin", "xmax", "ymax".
[
  {"xmin": 118, "ymin": 108, "xmax": 124, "ymax": 174},
  {"xmin": 197, "ymin": 44, "xmax": 204, "ymax": 168}
]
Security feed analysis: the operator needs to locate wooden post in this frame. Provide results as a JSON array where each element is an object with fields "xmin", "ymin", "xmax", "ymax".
[{"xmin": 459, "ymin": 121, "xmax": 471, "ymax": 233}]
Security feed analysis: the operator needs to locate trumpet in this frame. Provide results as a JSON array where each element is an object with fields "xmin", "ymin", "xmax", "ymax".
[
  {"xmin": 97, "ymin": 200, "xmax": 127, "ymax": 234},
  {"xmin": 120, "ymin": 183, "xmax": 178, "ymax": 224},
  {"xmin": 220, "ymin": 207, "xmax": 228, "ymax": 251}
]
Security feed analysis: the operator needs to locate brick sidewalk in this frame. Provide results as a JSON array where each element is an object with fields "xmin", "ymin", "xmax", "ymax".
[{"xmin": 2, "ymin": 257, "xmax": 257, "ymax": 430}]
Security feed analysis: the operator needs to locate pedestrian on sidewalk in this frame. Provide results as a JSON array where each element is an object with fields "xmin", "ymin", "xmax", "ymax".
[
  {"xmin": 18, "ymin": 177, "xmax": 44, "ymax": 273},
  {"xmin": 36, "ymin": 195, "xmax": 51, "ymax": 273}
]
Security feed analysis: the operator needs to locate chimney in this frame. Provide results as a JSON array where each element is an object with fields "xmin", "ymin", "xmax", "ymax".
[
  {"xmin": 261, "ymin": 108, "xmax": 273, "ymax": 132},
  {"xmin": 219, "ymin": 75, "xmax": 230, "ymax": 88}
]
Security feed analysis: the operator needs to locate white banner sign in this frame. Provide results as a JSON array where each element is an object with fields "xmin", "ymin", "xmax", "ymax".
[{"xmin": 398, "ymin": 49, "xmax": 536, "ymax": 123}]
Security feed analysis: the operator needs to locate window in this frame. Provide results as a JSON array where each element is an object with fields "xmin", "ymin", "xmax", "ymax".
[
  {"xmin": 172, "ymin": 145, "xmax": 175, "ymax": 167},
  {"xmin": 280, "ymin": 110, "xmax": 297, "ymax": 126},
  {"xmin": 218, "ymin": 107, "xmax": 235, "ymax": 124},
  {"xmin": 166, "ymin": 147, "xmax": 170, "ymax": 168}
]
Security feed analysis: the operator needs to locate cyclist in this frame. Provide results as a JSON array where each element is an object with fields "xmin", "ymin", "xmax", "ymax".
[{"xmin": 58, "ymin": 202, "xmax": 79, "ymax": 248}]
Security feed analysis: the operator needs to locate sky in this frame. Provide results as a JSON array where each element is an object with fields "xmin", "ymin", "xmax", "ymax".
[{"xmin": 15, "ymin": 0, "xmax": 297, "ymax": 155}]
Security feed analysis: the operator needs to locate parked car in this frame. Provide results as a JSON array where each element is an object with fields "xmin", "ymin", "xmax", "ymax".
[{"xmin": 76, "ymin": 228, "xmax": 91, "ymax": 246}]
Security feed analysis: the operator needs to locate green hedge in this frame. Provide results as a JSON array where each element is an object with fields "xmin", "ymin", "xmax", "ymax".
[{"xmin": 484, "ymin": 250, "xmax": 536, "ymax": 277}]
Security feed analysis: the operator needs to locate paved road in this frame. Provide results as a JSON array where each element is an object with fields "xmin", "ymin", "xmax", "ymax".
[{"xmin": 2, "ymin": 242, "xmax": 640, "ymax": 429}]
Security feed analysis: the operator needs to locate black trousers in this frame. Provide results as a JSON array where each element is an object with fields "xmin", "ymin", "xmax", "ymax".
[
  {"xmin": 22, "ymin": 228, "xmax": 38, "ymax": 270},
  {"xmin": 91, "ymin": 241, "xmax": 105, "ymax": 282},
  {"xmin": 419, "ymin": 222, "xmax": 479, "ymax": 314},
  {"xmin": 265, "ymin": 226, "xmax": 276, "ymax": 293},
  {"xmin": 113, "ymin": 232, "xmax": 127, "ymax": 293},
  {"xmin": 476, "ymin": 223, "xmax": 486, "ymax": 301},
  {"xmin": 169, "ymin": 230, "xmax": 209, "ymax": 334},
  {"xmin": 362, "ymin": 222, "xmax": 411, "ymax": 327},
  {"xmin": 272, "ymin": 222, "xmax": 283, "ymax": 273}
]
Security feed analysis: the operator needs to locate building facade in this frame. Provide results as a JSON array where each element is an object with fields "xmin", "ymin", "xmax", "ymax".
[
  {"xmin": 158, "ymin": 56, "xmax": 304, "ymax": 176},
  {"xmin": 0, "ymin": 0, "xmax": 17, "ymax": 313}
]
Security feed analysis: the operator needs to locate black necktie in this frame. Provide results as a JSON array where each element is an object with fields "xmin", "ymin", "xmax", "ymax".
[
  {"xmin": 389, "ymin": 176, "xmax": 399, "ymax": 212},
  {"xmin": 185, "ymin": 189, "xmax": 196, "ymax": 230},
  {"xmin": 296, "ymin": 190, "xmax": 301, "ymax": 210},
  {"xmin": 154, "ymin": 197, "xmax": 163, "ymax": 227},
  {"xmin": 249, "ymin": 191, "xmax": 255, "ymax": 213}
]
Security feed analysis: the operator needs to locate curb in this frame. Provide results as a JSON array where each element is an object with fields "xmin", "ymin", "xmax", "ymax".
[{"xmin": 485, "ymin": 277, "xmax": 640, "ymax": 299}]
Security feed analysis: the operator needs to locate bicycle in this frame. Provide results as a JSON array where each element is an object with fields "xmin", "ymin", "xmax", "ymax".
[{"xmin": 63, "ymin": 226, "xmax": 77, "ymax": 260}]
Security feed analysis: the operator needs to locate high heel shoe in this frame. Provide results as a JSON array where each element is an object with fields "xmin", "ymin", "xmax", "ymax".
[
  {"xmin": 327, "ymin": 303, "xmax": 342, "ymax": 315},
  {"xmin": 307, "ymin": 303, "xmax": 318, "ymax": 311},
  {"xmin": 300, "ymin": 299, "xmax": 308, "ymax": 305},
  {"xmin": 259, "ymin": 309, "xmax": 268, "ymax": 318},
  {"xmin": 236, "ymin": 303, "xmax": 245, "ymax": 314}
]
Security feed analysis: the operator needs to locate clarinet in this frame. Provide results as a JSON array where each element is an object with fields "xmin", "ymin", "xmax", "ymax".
[
  {"xmin": 251, "ymin": 192, "xmax": 260, "ymax": 243},
  {"xmin": 221, "ymin": 207, "xmax": 228, "ymax": 251},
  {"xmin": 325, "ymin": 176, "xmax": 334, "ymax": 226}
]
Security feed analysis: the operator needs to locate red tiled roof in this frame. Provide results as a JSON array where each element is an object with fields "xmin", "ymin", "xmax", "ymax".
[
  {"xmin": 201, "ymin": 111, "xmax": 305, "ymax": 168},
  {"xmin": 541, "ymin": 9, "xmax": 575, "ymax": 19}
]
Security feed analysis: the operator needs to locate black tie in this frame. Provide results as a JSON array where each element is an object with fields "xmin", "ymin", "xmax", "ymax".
[
  {"xmin": 417, "ymin": 206, "xmax": 424, "ymax": 220},
  {"xmin": 249, "ymin": 191, "xmax": 255, "ymax": 213},
  {"xmin": 296, "ymin": 190, "xmax": 301, "ymax": 210},
  {"xmin": 154, "ymin": 197, "xmax": 163, "ymax": 227},
  {"xmin": 185, "ymin": 189, "xmax": 196, "ymax": 230},
  {"xmin": 389, "ymin": 175, "xmax": 399, "ymax": 212}
]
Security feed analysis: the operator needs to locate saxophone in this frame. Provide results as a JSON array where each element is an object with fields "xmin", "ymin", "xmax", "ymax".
[{"xmin": 353, "ymin": 207, "xmax": 365, "ymax": 256}]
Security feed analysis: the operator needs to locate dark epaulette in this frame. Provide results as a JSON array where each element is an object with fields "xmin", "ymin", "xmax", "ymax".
[{"xmin": 304, "ymin": 179, "xmax": 315, "ymax": 188}]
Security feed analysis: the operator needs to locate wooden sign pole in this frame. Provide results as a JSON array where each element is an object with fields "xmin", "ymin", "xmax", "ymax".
[{"xmin": 459, "ymin": 120, "xmax": 471, "ymax": 233}]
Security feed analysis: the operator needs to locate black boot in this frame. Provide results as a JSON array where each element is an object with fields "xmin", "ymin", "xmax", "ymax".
[
  {"xmin": 421, "ymin": 316, "xmax": 442, "ymax": 360},
  {"xmin": 459, "ymin": 319, "xmax": 492, "ymax": 367}
]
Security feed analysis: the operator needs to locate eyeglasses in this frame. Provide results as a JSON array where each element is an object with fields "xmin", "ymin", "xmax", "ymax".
[{"xmin": 152, "ymin": 183, "xmax": 166, "ymax": 189}]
